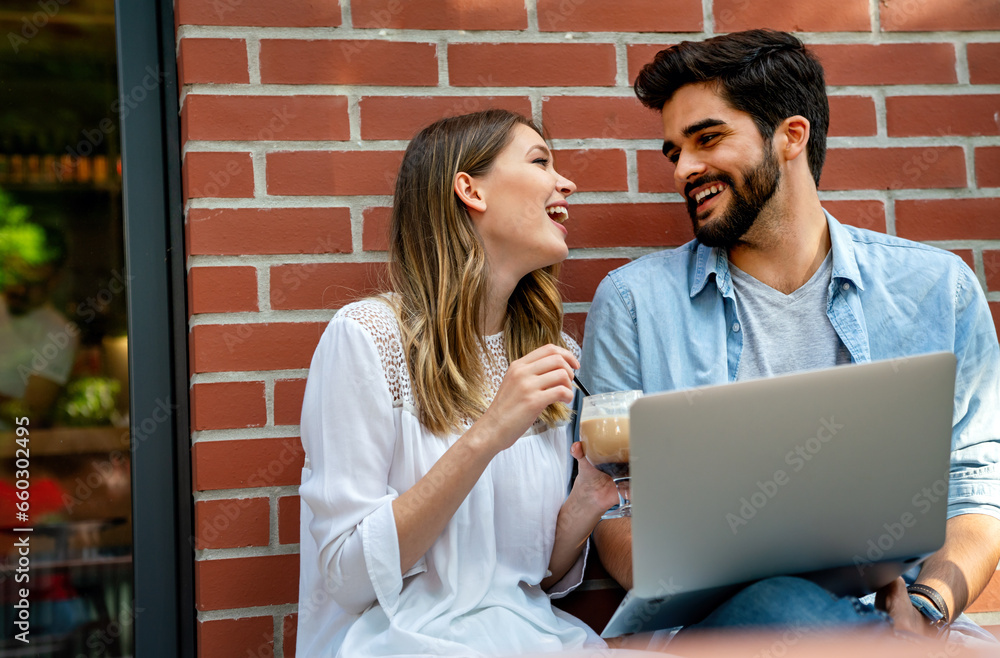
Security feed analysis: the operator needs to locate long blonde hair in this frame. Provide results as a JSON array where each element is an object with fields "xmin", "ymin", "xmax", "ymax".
[{"xmin": 387, "ymin": 109, "xmax": 571, "ymax": 436}]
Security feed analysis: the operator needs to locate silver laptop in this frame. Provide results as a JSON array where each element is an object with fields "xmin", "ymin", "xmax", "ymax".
[{"xmin": 601, "ymin": 352, "xmax": 956, "ymax": 638}]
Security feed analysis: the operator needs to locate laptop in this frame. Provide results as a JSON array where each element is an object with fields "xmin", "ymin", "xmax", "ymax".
[{"xmin": 600, "ymin": 352, "xmax": 956, "ymax": 638}]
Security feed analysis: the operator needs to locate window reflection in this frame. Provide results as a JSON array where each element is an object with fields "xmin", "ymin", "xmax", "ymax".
[{"xmin": 0, "ymin": 1, "xmax": 133, "ymax": 655}]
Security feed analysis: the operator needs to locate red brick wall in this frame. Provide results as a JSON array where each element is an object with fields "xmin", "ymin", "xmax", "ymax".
[{"xmin": 177, "ymin": 1, "xmax": 1000, "ymax": 654}]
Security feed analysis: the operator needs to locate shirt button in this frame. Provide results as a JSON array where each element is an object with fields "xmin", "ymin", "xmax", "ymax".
[
  {"xmin": 842, "ymin": 282, "xmax": 850, "ymax": 291},
  {"xmin": 732, "ymin": 322, "xmax": 741, "ymax": 333}
]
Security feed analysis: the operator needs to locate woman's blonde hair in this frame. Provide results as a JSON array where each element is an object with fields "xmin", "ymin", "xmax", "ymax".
[{"xmin": 387, "ymin": 109, "xmax": 571, "ymax": 436}]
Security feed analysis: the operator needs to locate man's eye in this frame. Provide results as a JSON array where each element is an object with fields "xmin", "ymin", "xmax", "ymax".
[
  {"xmin": 665, "ymin": 152, "xmax": 679, "ymax": 164},
  {"xmin": 699, "ymin": 133, "xmax": 719, "ymax": 145}
]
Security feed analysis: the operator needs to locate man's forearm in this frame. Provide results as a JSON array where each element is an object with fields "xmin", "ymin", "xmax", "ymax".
[
  {"xmin": 917, "ymin": 513, "xmax": 1000, "ymax": 620},
  {"xmin": 593, "ymin": 517, "xmax": 634, "ymax": 590}
]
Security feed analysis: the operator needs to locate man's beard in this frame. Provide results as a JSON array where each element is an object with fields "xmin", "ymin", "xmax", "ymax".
[{"xmin": 685, "ymin": 143, "xmax": 781, "ymax": 249}]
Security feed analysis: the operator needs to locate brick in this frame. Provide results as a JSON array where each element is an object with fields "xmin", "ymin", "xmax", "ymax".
[
  {"xmin": 951, "ymin": 249, "xmax": 975, "ymax": 273},
  {"xmin": 821, "ymin": 200, "xmax": 886, "ymax": 234},
  {"xmin": 449, "ymin": 44, "xmax": 616, "ymax": 87},
  {"xmin": 187, "ymin": 208, "xmax": 352, "ymax": 257},
  {"xmin": 559, "ymin": 259, "xmax": 631, "ymax": 303},
  {"xmin": 362, "ymin": 207, "xmax": 392, "ymax": 252},
  {"xmin": 627, "ymin": 44, "xmax": 675, "ymax": 85},
  {"xmin": 895, "ymin": 199, "xmax": 1000, "ymax": 241},
  {"xmin": 552, "ymin": 149, "xmax": 627, "ymax": 193},
  {"xmin": 260, "ymin": 40, "xmax": 437, "ymax": 86},
  {"xmin": 563, "ymin": 312, "xmax": 587, "ymax": 344},
  {"xmin": 283, "ymin": 614, "xmax": 298, "ymax": 658},
  {"xmin": 190, "ymin": 322, "xmax": 326, "ymax": 373},
  {"xmin": 887, "ymin": 96, "xmax": 1000, "ymax": 137},
  {"xmin": 820, "ymin": 147, "xmax": 965, "ymax": 191},
  {"xmin": 183, "ymin": 152, "xmax": 254, "ymax": 201},
  {"xmin": 274, "ymin": 379, "xmax": 307, "ymax": 426},
  {"xmin": 538, "ymin": 0, "xmax": 701, "ymax": 32},
  {"xmin": 271, "ymin": 262, "xmax": 387, "ymax": 311},
  {"xmin": 191, "ymin": 381, "xmax": 266, "ymax": 431},
  {"xmin": 278, "ymin": 496, "xmax": 300, "ymax": 544},
  {"xmin": 568, "ymin": 203, "xmax": 693, "ymax": 248},
  {"xmin": 192, "ymin": 437, "xmax": 304, "ymax": 491},
  {"xmin": 352, "ymin": 0, "xmax": 526, "ymax": 29},
  {"xmin": 196, "ymin": 554, "xmax": 299, "ymax": 610},
  {"xmin": 828, "ymin": 96, "xmax": 877, "ymax": 137},
  {"xmin": 637, "ymin": 149, "xmax": 674, "ymax": 194},
  {"xmin": 810, "ymin": 44, "xmax": 956, "ymax": 86},
  {"xmin": 542, "ymin": 96, "xmax": 662, "ymax": 140},
  {"xmin": 194, "ymin": 498, "xmax": 269, "ymax": 550},
  {"xmin": 969, "ymin": 43, "xmax": 1000, "ymax": 84},
  {"xmin": 188, "ymin": 266, "xmax": 258, "ymax": 314},
  {"xmin": 178, "ymin": 39, "xmax": 249, "ymax": 85},
  {"xmin": 715, "ymin": 0, "xmax": 869, "ymax": 32},
  {"xmin": 175, "ymin": 0, "xmax": 340, "ymax": 27},
  {"xmin": 267, "ymin": 151, "xmax": 405, "ymax": 196},
  {"xmin": 968, "ymin": 570, "xmax": 1000, "ymax": 613},
  {"xmin": 181, "ymin": 95, "xmax": 349, "ymax": 143},
  {"xmin": 976, "ymin": 147, "xmax": 1000, "ymax": 188},
  {"xmin": 359, "ymin": 96, "xmax": 532, "ymax": 140},
  {"xmin": 881, "ymin": 0, "xmax": 1000, "ymax": 31},
  {"xmin": 176, "ymin": 0, "xmax": 341, "ymax": 26},
  {"xmin": 198, "ymin": 617, "xmax": 273, "ymax": 658},
  {"xmin": 985, "ymin": 251, "xmax": 1000, "ymax": 291}
]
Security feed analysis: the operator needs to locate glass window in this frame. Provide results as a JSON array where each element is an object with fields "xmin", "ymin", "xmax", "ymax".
[{"xmin": 0, "ymin": 1, "xmax": 133, "ymax": 655}]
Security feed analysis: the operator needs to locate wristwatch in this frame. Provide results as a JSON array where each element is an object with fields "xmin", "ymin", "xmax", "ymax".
[{"xmin": 907, "ymin": 584, "xmax": 949, "ymax": 635}]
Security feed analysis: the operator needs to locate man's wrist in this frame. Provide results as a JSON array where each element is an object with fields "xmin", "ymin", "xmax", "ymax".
[{"xmin": 907, "ymin": 584, "xmax": 950, "ymax": 633}]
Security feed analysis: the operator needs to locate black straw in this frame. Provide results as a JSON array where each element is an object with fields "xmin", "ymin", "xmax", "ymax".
[{"xmin": 573, "ymin": 374, "xmax": 592, "ymax": 398}]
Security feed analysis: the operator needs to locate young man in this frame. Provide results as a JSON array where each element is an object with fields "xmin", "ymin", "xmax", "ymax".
[{"xmin": 579, "ymin": 29, "xmax": 1000, "ymax": 641}]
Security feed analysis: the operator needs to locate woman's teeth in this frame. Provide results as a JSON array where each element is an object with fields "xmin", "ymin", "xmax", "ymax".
[
  {"xmin": 546, "ymin": 206, "xmax": 569, "ymax": 223},
  {"xmin": 695, "ymin": 184, "xmax": 726, "ymax": 203}
]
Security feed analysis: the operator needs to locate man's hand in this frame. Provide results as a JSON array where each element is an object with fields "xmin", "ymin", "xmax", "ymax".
[{"xmin": 875, "ymin": 577, "xmax": 936, "ymax": 637}]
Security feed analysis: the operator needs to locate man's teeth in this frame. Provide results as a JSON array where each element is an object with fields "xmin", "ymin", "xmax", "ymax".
[
  {"xmin": 694, "ymin": 184, "xmax": 726, "ymax": 203},
  {"xmin": 546, "ymin": 206, "xmax": 569, "ymax": 222}
]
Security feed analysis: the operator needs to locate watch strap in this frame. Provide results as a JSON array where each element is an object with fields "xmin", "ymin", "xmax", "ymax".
[{"xmin": 907, "ymin": 584, "xmax": 950, "ymax": 624}]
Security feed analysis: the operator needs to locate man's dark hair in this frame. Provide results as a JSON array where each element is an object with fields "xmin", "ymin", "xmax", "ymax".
[{"xmin": 634, "ymin": 29, "xmax": 829, "ymax": 186}]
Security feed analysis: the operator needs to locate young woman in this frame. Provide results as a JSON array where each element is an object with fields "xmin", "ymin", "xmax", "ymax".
[{"xmin": 295, "ymin": 109, "xmax": 618, "ymax": 657}]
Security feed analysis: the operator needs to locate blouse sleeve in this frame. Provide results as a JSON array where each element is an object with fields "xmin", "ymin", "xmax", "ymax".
[{"xmin": 298, "ymin": 314, "xmax": 407, "ymax": 616}]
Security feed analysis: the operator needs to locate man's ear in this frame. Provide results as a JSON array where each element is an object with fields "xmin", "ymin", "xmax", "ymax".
[
  {"xmin": 454, "ymin": 172, "xmax": 487, "ymax": 213},
  {"xmin": 776, "ymin": 115, "xmax": 810, "ymax": 163}
]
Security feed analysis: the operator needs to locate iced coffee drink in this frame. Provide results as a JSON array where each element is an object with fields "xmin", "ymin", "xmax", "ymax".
[{"xmin": 579, "ymin": 390, "xmax": 642, "ymax": 519}]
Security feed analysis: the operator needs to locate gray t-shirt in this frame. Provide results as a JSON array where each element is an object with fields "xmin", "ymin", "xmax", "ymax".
[{"xmin": 731, "ymin": 251, "xmax": 852, "ymax": 381}]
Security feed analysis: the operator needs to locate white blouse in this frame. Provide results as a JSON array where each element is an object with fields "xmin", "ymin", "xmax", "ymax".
[{"xmin": 296, "ymin": 298, "xmax": 604, "ymax": 657}]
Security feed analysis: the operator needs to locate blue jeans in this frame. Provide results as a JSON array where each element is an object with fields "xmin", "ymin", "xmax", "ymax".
[{"xmin": 683, "ymin": 577, "xmax": 892, "ymax": 634}]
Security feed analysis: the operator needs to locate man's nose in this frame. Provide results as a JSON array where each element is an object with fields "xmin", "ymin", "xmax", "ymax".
[{"xmin": 673, "ymin": 150, "xmax": 707, "ymax": 187}]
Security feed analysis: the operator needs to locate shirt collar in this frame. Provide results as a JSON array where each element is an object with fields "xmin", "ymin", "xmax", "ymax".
[
  {"xmin": 687, "ymin": 208, "xmax": 865, "ymax": 298},
  {"xmin": 825, "ymin": 209, "xmax": 865, "ymax": 292}
]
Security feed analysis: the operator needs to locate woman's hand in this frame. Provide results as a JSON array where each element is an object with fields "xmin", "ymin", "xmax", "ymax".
[
  {"xmin": 476, "ymin": 344, "xmax": 578, "ymax": 452},
  {"xmin": 569, "ymin": 442, "xmax": 621, "ymax": 514}
]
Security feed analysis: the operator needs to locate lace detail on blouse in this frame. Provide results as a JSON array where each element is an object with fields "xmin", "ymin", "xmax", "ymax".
[{"xmin": 339, "ymin": 297, "xmax": 581, "ymax": 424}]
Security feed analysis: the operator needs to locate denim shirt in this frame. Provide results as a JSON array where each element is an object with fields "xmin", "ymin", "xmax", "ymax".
[{"xmin": 579, "ymin": 211, "xmax": 1000, "ymax": 520}]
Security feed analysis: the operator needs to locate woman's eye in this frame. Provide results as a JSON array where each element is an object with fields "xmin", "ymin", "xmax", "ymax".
[{"xmin": 533, "ymin": 158, "xmax": 550, "ymax": 166}]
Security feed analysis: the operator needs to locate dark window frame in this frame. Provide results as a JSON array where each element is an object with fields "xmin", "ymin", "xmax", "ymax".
[{"xmin": 114, "ymin": 1, "xmax": 194, "ymax": 656}]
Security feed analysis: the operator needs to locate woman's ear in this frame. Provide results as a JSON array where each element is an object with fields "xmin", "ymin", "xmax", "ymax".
[
  {"xmin": 776, "ymin": 115, "xmax": 810, "ymax": 163},
  {"xmin": 454, "ymin": 172, "xmax": 487, "ymax": 214}
]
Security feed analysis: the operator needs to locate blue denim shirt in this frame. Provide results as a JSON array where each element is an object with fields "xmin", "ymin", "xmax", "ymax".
[{"xmin": 579, "ymin": 211, "xmax": 1000, "ymax": 520}]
